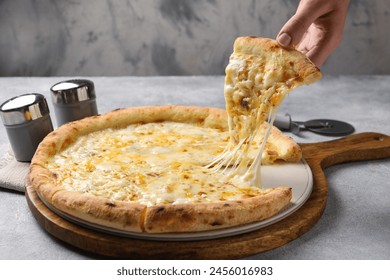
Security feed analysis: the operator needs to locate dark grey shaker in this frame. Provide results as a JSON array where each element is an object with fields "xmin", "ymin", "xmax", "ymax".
[
  {"xmin": 0, "ymin": 93, "xmax": 54, "ymax": 162},
  {"xmin": 50, "ymin": 79, "xmax": 98, "ymax": 126}
]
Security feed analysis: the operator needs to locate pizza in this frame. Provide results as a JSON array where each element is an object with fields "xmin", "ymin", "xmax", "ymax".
[
  {"xmin": 28, "ymin": 106, "xmax": 297, "ymax": 233},
  {"xmin": 28, "ymin": 37, "xmax": 321, "ymax": 234}
]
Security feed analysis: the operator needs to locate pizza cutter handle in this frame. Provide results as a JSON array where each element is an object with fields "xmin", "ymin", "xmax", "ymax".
[
  {"xmin": 300, "ymin": 132, "xmax": 390, "ymax": 169},
  {"xmin": 273, "ymin": 114, "xmax": 292, "ymax": 130}
]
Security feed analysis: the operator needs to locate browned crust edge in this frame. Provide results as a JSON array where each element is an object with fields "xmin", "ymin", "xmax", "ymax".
[
  {"xmin": 50, "ymin": 190, "xmax": 146, "ymax": 232},
  {"xmin": 144, "ymin": 187, "xmax": 292, "ymax": 233},
  {"xmin": 264, "ymin": 123, "xmax": 302, "ymax": 163},
  {"xmin": 233, "ymin": 36, "xmax": 322, "ymax": 85}
]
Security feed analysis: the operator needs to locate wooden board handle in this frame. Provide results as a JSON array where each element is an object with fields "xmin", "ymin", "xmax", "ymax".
[{"xmin": 300, "ymin": 132, "xmax": 390, "ymax": 169}]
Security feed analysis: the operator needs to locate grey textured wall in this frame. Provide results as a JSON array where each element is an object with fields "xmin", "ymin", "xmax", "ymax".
[{"xmin": 0, "ymin": 0, "xmax": 389, "ymax": 76}]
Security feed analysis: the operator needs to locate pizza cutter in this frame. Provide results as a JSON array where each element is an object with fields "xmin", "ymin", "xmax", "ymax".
[{"xmin": 274, "ymin": 114, "xmax": 355, "ymax": 136}]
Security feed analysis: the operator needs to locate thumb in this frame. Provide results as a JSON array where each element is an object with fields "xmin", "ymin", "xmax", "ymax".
[{"xmin": 277, "ymin": 2, "xmax": 327, "ymax": 47}]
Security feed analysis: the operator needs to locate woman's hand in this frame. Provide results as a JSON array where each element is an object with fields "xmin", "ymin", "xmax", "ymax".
[{"xmin": 277, "ymin": 0, "xmax": 350, "ymax": 67}]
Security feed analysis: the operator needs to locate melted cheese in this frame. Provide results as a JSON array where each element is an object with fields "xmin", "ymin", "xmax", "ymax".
[
  {"xmin": 213, "ymin": 51, "xmax": 299, "ymax": 184},
  {"xmin": 46, "ymin": 122, "xmax": 264, "ymax": 206}
]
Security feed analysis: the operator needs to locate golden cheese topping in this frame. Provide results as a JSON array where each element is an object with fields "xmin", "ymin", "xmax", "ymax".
[
  {"xmin": 225, "ymin": 53, "xmax": 291, "ymax": 142},
  {"xmin": 46, "ymin": 122, "xmax": 264, "ymax": 206}
]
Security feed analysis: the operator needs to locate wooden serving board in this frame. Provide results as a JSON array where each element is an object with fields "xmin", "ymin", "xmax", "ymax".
[{"xmin": 25, "ymin": 132, "xmax": 390, "ymax": 259}]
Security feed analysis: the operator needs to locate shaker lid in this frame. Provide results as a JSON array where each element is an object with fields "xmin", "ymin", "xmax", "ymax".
[
  {"xmin": 50, "ymin": 79, "xmax": 96, "ymax": 104},
  {"xmin": 0, "ymin": 93, "xmax": 50, "ymax": 125}
]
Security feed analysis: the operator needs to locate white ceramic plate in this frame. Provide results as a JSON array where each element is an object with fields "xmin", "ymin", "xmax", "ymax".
[{"xmin": 39, "ymin": 159, "xmax": 313, "ymax": 241}]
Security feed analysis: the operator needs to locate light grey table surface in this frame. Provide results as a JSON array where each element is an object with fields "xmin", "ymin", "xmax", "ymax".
[{"xmin": 0, "ymin": 76, "xmax": 389, "ymax": 260}]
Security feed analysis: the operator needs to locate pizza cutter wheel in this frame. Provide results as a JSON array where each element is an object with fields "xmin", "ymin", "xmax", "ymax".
[{"xmin": 274, "ymin": 114, "xmax": 355, "ymax": 136}]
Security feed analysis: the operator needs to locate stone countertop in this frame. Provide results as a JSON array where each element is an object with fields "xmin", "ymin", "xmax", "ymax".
[{"xmin": 0, "ymin": 75, "xmax": 389, "ymax": 259}]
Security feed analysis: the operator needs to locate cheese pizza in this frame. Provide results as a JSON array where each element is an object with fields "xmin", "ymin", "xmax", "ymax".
[{"xmin": 28, "ymin": 37, "xmax": 321, "ymax": 234}]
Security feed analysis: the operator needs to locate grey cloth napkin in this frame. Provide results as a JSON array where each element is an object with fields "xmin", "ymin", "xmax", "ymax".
[{"xmin": 0, "ymin": 150, "xmax": 29, "ymax": 193}]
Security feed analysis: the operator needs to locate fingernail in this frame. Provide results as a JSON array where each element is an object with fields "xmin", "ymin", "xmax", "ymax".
[{"xmin": 277, "ymin": 33, "xmax": 292, "ymax": 47}]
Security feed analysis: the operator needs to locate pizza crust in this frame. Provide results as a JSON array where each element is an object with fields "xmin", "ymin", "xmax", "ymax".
[
  {"xmin": 255, "ymin": 123, "xmax": 302, "ymax": 164},
  {"xmin": 144, "ymin": 187, "xmax": 292, "ymax": 233},
  {"xmin": 50, "ymin": 190, "xmax": 146, "ymax": 232},
  {"xmin": 233, "ymin": 36, "xmax": 322, "ymax": 85}
]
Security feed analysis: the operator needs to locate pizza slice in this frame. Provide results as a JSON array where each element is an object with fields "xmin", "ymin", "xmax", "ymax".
[{"xmin": 212, "ymin": 36, "xmax": 322, "ymax": 184}]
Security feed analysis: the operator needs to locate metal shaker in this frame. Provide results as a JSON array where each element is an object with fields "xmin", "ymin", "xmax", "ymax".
[
  {"xmin": 50, "ymin": 79, "xmax": 98, "ymax": 126},
  {"xmin": 0, "ymin": 93, "xmax": 54, "ymax": 162}
]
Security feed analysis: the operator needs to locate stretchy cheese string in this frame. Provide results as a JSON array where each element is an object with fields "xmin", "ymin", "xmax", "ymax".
[
  {"xmin": 244, "ymin": 108, "xmax": 278, "ymax": 187},
  {"xmin": 207, "ymin": 104, "xmax": 280, "ymax": 188},
  {"xmin": 207, "ymin": 52, "xmax": 289, "ymax": 187}
]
